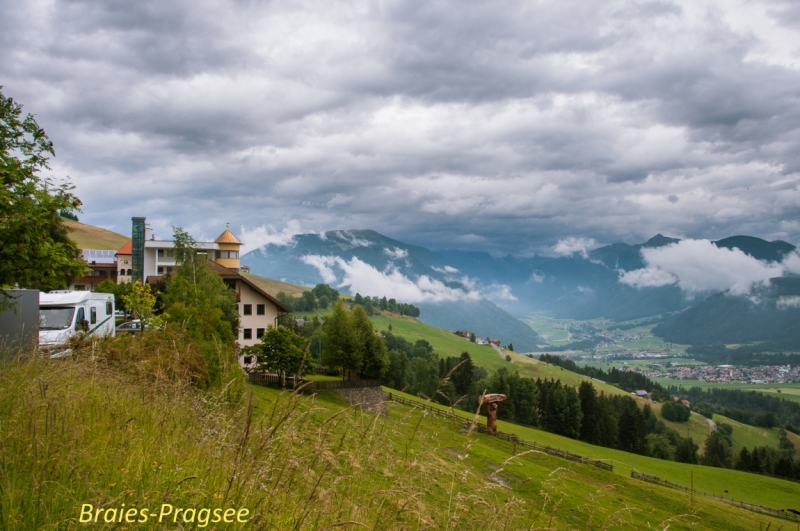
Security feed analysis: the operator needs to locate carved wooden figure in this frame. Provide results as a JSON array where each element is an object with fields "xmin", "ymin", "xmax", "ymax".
[{"xmin": 482, "ymin": 393, "xmax": 507, "ymax": 434}]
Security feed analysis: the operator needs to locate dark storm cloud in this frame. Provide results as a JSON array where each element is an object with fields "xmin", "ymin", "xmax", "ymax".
[{"xmin": 1, "ymin": 0, "xmax": 798, "ymax": 253}]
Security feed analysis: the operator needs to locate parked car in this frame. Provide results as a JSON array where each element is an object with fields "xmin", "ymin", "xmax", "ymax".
[{"xmin": 115, "ymin": 320, "xmax": 144, "ymax": 334}]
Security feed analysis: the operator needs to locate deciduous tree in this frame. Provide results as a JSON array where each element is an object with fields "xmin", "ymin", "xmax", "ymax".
[{"xmin": 0, "ymin": 89, "xmax": 87, "ymax": 307}]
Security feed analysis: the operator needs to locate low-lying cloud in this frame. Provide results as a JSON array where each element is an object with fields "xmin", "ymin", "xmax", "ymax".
[
  {"xmin": 552, "ymin": 238, "xmax": 597, "ymax": 258},
  {"xmin": 240, "ymin": 220, "xmax": 303, "ymax": 254},
  {"xmin": 619, "ymin": 239, "xmax": 790, "ymax": 294},
  {"xmin": 383, "ymin": 247, "xmax": 408, "ymax": 260},
  {"xmin": 301, "ymin": 255, "xmax": 480, "ymax": 303}
]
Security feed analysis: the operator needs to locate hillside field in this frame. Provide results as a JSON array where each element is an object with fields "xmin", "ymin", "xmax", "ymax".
[
  {"xmin": 386, "ymin": 389, "xmax": 800, "ymax": 511},
  {"xmin": 63, "ymin": 218, "xmax": 130, "ymax": 250},
  {"xmin": 6, "ymin": 348, "xmax": 798, "ymax": 530},
  {"xmin": 649, "ymin": 377, "xmax": 800, "ymax": 404}
]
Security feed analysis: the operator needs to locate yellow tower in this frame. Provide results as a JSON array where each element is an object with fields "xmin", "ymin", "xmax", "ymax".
[{"xmin": 214, "ymin": 224, "xmax": 242, "ymax": 272}]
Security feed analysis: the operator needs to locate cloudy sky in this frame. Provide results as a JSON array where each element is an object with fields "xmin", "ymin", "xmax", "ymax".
[{"xmin": 3, "ymin": 0, "xmax": 799, "ymax": 256}]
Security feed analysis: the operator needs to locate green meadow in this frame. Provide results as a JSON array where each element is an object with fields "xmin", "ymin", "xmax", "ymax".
[
  {"xmin": 3, "ymin": 333, "xmax": 799, "ymax": 530},
  {"xmin": 385, "ymin": 390, "xmax": 800, "ymax": 511}
]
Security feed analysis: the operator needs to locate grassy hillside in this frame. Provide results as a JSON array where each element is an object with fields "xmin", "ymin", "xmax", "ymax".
[
  {"xmin": 371, "ymin": 314, "xmax": 629, "ymax": 397},
  {"xmin": 387, "ymin": 389, "xmax": 800, "ymax": 511},
  {"xmin": 241, "ymin": 271, "xmax": 310, "ymax": 296},
  {"xmin": 63, "ymin": 218, "xmax": 130, "ymax": 250},
  {"xmin": 713, "ymin": 413, "xmax": 800, "ymax": 453},
  {"xmin": 2, "ymin": 345, "xmax": 796, "ymax": 529}
]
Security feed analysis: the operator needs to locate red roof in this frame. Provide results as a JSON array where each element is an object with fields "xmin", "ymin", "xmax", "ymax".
[{"xmin": 117, "ymin": 240, "xmax": 132, "ymax": 255}]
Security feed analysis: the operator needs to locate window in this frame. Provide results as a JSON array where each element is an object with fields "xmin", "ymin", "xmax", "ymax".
[
  {"xmin": 256, "ymin": 328, "xmax": 265, "ymax": 339},
  {"xmin": 243, "ymin": 328, "xmax": 252, "ymax": 340},
  {"xmin": 75, "ymin": 307, "xmax": 85, "ymax": 330},
  {"xmin": 243, "ymin": 356, "xmax": 252, "ymax": 364},
  {"xmin": 106, "ymin": 302, "xmax": 113, "ymax": 315},
  {"xmin": 243, "ymin": 304, "xmax": 252, "ymax": 315},
  {"xmin": 219, "ymin": 250, "xmax": 240, "ymax": 259},
  {"xmin": 120, "ymin": 269, "xmax": 125, "ymax": 275},
  {"xmin": 157, "ymin": 249, "xmax": 164, "ymax": 257},
  {"xmin": 256, "ymin": 304, "xmax": 265, "ymax": 315},
  {"xmin": 74, "ymin": 285, "xmax": 86, "ymax": 291},
  {"xmin": 126, "ymin": 269, "xmax": 132, "ymax": 275},
  {"xmin": 90, "ymin": 307, "xmax": 97, "ymax": 324},
  {"xmin": 166, "ymin": 249, "xmax": 174, "ymax": 258},
  {"xmin": 157, "ymin": 266, "xmax": 164, "ymax": 274}
]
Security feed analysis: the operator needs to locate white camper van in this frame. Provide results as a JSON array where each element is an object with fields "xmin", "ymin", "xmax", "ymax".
[{"xmin": 39, "ymin": 291, "xmax": 116, "ymax": 348}]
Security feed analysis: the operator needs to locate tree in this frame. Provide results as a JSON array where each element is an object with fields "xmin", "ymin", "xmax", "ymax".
[
  {"xmin": 321, "ymin": 301, "xmax": 359, "ymax": 378},
  {"xmin": 450, "ymin": 352, "xmax": 474, "ymax": 396},
  {"xmin": 578, "ymin": 381, "xmax": 601, "ymax": 444},
  {"xmin": 122, "ymin": 281, "xmax": 158, "ymax": 322},
  {"xmin": 251, "ymin": 325, "xmax": 308, "ymax": 381},
  {"xmin": 161, "ymin": 227, "xmax": 240, "ymax": 387},
  {"xmin": 674, "ymin": 436, "xmax": 699, "ymax": 464},
  {"xmin": 0, "ymin": 88, "xmax": 87, "ymax": 308},
  {"xmin": 701, "ymin": 431, "xmax": 732, "ymax": 468},
  {"xmin": 351, "ymin": 305, "xmax": 389, "ymax": 378}
]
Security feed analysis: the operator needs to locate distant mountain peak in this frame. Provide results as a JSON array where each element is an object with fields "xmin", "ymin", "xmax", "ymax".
[{"xmin": 641, "ymin": 234, "xmax": 680, "ymax": 248}]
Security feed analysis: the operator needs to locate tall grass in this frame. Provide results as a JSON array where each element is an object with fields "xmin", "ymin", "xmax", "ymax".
[
  {"xmin": 0, "ymin": 333, "xmax": 792, "ymax": 529},
  {"xmin": 0, "ymin": 335, "xmax": 540, "ymax": 530}
]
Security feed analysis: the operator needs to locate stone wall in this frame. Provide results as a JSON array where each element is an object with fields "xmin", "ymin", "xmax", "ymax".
[{"xmin": 336, "ymin": 387, "xmax": 388, "ymax": 416}]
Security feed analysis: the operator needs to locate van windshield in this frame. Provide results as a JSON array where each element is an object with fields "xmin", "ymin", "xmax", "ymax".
[{"xmin": 39, "ymin": 307, "xmax": 76, "ymax": 330}]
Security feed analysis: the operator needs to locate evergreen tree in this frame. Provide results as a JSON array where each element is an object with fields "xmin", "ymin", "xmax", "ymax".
[
  {"xmin": 701, "ymin": 431, "xmax": 733, "ymax": 468},
  {"xmin": 735, "ymin": 447, "xmax": 751, "ymax": 471},
  {"xmin": 578, "ymin": 381, "xmax": 601, "ymax": 444},
  {"xmin": 450, "ymin": 352, "xmax": 475, "ymax": 396},
  {"xmin": 351, "ymin": 305, "xmax": 389, "ymax": 378},
  {"xmin": 385, "ymin": 350, "xmax": 409, "ymax": 390},
  {"xmin": 614, "ymin": 397, "xmax": 648, "ymax": 454},
  {"xmin": 596, "ymin": 393, "xmax": 619, "ymax": 448},
  {"xmin": 674, "ymin": 436, "xmax": 699, "ymax": 464},
  {"xmin": 321, "ymin": 301, "xmax": 360, "ymax": 378}
]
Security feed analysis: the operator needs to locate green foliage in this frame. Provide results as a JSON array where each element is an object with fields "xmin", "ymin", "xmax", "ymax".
[
  {"xmin": 58, "ymin": 209, "xmax": 78, "ymax": 221},
  {"xmin": 450, "ymin": 352, "xmax": 474, "ymax": 396},
  {"xmin": 161, "ymin": 227, "xmax": 239, "ymax": 387},
  {"xmin": 661, "ymin": 400, "xmax": 691, "ymax": 422},
  {"xmin": 121, "ymin": 281, "xmax": 160, "ymax": 326},
  {"xmin": 321, "ymin": 301, "xmax": 360, "ymax": 377},
  {"xmin": 250, "ymin": 325, "xmax": 308, "ymax": 378},
  {"xmin": 0, "ymin": 88, "xmax": 87, "ymax": 307},
  {"xmin": 95, "ymin": 277, "xmax": 135, "ymax": 312},
  {"xmin": 674, "ymin": 436, "xmax": 699, "ymax": 464},
  {"xmin": 351, "ymin": 305, "xmax": 389, "ymax": 378},
  {"xmin": 702, "ymin": 431, "xmax": 733, "ymax": 468}
]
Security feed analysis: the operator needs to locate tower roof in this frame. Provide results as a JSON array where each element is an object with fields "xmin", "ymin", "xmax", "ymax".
[
  {"xmin": 117, "ymin": 240, "xmax": 133, "ymax": 255},
  {"xmin": 215, "ymin": 226, "xmax": 241, "ymax": 244}
]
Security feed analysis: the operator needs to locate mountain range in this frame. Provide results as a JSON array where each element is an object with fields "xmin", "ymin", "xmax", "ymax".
[{"xmin": 241, "ymin": 230, "xmax": 799, "ymax": 350}]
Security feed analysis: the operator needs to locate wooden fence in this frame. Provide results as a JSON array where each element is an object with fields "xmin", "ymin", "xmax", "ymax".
[
  {"xmin": 387, "ymin": 393, "xmax": 613, "ymax": 471},
  {"xmin": 630, "ymin": 471, "xmax": 800, "ymax": 523},
  {"xmin": 248, "ymin": 372, "xmax": 381, "ymax": 392}
]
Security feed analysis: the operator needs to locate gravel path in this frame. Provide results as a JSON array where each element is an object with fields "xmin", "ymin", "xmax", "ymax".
[{"xmin": 692, "ymin": 411, "xmax": 717, "ymax": 432}]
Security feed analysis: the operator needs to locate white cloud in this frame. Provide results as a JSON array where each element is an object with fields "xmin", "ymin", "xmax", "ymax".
[
  {"xmin": 484, "ymin": 282, "xmax": 518, "ymax": 301},
  {"xmin": 529, "ymin": 272, "xmax": 545, "ymax": 283},
  {"xmin": 300, "ymin": 255, "xmax": 479, "ymax": 303},
  {"xmin": 552, "ymin": 237, "xmax": 597, "ymax": 257},
  {"xmin": 239, "ymin": 220, "xmax": 303, "ymax": 254},
  {"xmin": 777, "ymin": 296, "xmax": 800, "ymax": 309},
  {"xmin": 335, "ymin": 231, "xmax": 373, "ymax": 248},
  {"xmin": 619, "ymin": 239, "xmax": 786, "ymax": 294},
  {"xmin": 431, "ymin": 265, "xmax": 460, "ymax": 274},
  {"xmin": 783, "ymin": 252, "xmax": 800, "ymax": 275},
  {"xmin": 383, "ymin": 247, "xmax": 408, "ymax": 260}
]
